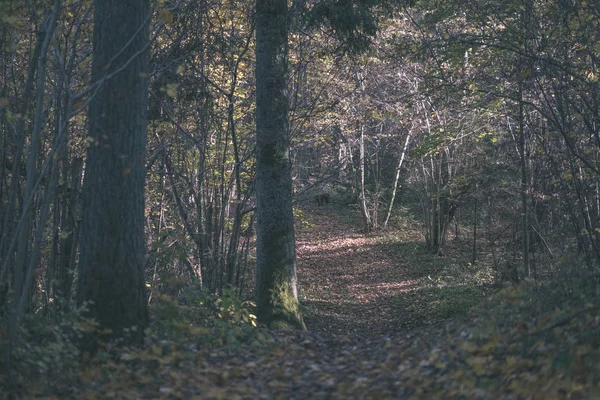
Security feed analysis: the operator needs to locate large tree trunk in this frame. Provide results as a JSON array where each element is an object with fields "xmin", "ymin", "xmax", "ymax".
[
  {"xmin": 77, "ymin": 0, "xmax": 150, "ymax": 344},
  {"xmin": 254, "ymin": 0, "xmax": 305, "ymax": 329}
]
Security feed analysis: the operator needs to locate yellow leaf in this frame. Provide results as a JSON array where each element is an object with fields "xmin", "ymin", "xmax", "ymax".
[
  {"xmin": 158, "ymin": 9, "xmax": 174, "ymax": 24},
  {"xmin": 537, "ymin": 313, "xmax": 552, "ymax": 327},
  {"xmin": 461, "ymin": 341, "xmax": 478, "ymax": 353},
  {"xmin": 151, "ymin": 344, "xmax": 162, "ymax": 356},
  {"xmin": 0, "ymin": 14, "xmax": 19, "ymax": 25},
  {"xmin": 78, "ymin": 60, "xmax": 90, "ymax": 72},
  {"xmin": 72, "ymin": 99, "xmax": 86, "ymax": 110},
  {"xmin": 478, "ymin": 341, "xmax": 496, "ymax": 356},
  {"xmin": 78, "ymin": 320, "xmax": 100, "ymax": 333},
  {"xmin": 517, "ymin": 359, "xmax": 534, "ymax": 369},
  {"xmin": 158, "ymin": 294, "xmax": 177, "ymax": 305},
  {"xmin": 161, "ymin": 83, "xmax": 178, "ymax": 98},
  {"xmin": 32, "ymin": 268, "xmax": 44, "ymax": 278},
  {"xmin": 505, "ymin": 355, "xmax": 517, "ymax": 369},
  {"xmin": 188, "ymin": 326, "xmax": 211, "ymax": 335},
  {"xmin": 467, "ymin": 356, "xmax": 488, "ymax": 376}
]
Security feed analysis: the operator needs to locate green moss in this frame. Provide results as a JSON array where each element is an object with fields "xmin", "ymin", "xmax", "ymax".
[
  {"xmin": 269, "ymin": 316, "xmax": 305, "ymax": 330},
  {"xmin": 254, "ymin": 225, "xmax": 305, "ymax": 330},
  {"xmin": 267, "ymin": 275, "xmax": 306, "ymax": 330}
]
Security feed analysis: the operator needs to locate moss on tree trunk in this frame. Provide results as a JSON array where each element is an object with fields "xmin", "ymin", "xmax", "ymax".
[{"xmin": 254, "ymin": 0, "xmax": 305, "ymax": 330}]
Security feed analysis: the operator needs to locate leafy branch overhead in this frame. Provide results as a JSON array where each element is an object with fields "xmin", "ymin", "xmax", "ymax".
[{"xmin": 297, "ymin": 0, "xmax": 392, "ymax": 53}]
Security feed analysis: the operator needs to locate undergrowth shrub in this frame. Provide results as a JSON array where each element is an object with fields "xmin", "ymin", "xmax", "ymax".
[
  {"xmin": 1, "ymin": 283, "xmax": 260, "ymax": 398},
  {"xmin": 149, "ymin": 281, "xmax": 258, "ymax": 347},
  {"xmin": 0, "ymin": 301, "xmax": 94, "ymax": 397}
]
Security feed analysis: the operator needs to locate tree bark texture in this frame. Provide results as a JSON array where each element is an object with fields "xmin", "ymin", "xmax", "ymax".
[
  {"xmin": 255, "ymin": 0, "xmax": 305, "ymax": 329},
  {"xmin": 77, "ymin": 0, "xmax": 150, "ymax": 343}
]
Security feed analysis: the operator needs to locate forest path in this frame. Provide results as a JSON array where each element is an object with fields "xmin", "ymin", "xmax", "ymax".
[
  {"xmin": 296, "ymin": 204, "xmax": 421, "ymax": 337},
  {"xmin": 63, "ymin": 204, "xmax": 599, "ymax": 400}
]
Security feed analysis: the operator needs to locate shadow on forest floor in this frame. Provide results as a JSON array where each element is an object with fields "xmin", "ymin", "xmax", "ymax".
[
  {"xmin": 296, "ymin": 202, "xmax": 494, "ymax": 337},
  {"xmin": 7, "ymin": 199, "xmax": 600, "ymax": 399}
]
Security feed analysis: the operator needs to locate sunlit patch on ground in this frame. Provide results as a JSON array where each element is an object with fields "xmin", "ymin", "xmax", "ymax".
[{"xmin": 296, "ymin": 204, "xmax": 490, "ymax": 337}]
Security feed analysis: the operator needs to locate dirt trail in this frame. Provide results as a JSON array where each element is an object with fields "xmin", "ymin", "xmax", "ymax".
[
  {"xmin": 22, "ymin": 202, "xmax": 591, "ymax": 400},
  {"xmin": 296, "ymin": 204, "xmax": 420, "ymax": 337}
]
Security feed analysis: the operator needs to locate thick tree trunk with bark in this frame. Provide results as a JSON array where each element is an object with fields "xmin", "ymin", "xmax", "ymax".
[
  {"xmin": 254, "ymin": 0, "xmax": 305, "ymax": 329},
  {"xmin": 77, "ymin": 0, "xmax": 150, "ymax": 344}
]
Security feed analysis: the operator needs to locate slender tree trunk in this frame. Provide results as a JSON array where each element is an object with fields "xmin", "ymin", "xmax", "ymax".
[
  {"xmin": 472, "ymin": 185, "xmax": 478, "ymax": 264},
  {"xmin": 225, "ymin": 39, "xmax": 249, "ymax": 285},
  {"xmin": 77, "ymin": 0, "xmax": 150, "ymax": 344},
  {"xmin": 255, "ymin": 0, "xmax": 305, "ymax": 329},
  {"xmin": 359, "ymin": 124, "xmax": 372, "ymax": 233},
  {"xmin": 384, "ymin": 130, "xmax": 411, "ymax": 228},
  {"xmin": 195, "ymin": 0, "xmax": 208, "ymax": 291},
  {"xmin": 4, "ymin": 0, "xmax": 61, "ymax": 377},
  {"xmin": 518, "ymin": 86, "xmax": 530, "ymax": 279},
  {"xmin": 335, "ymin": 126, "xmax": 348, "ymax": 180}
]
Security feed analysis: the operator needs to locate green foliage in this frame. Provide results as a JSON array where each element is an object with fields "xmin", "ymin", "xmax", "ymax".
[
  {"xmin": 410, "ymin": 134, "xmax": 444, "ymax": 158},
  {"xmin": 302, "ymin": 0, "xmax": 382, "ymax": 53},
  {"xmin": 388, "ymin": 273, "xmax": 490, "ymax": 329},
  {"xmin": 0, "ymin": 0, "xmax": 27, "ymax": 30},
  {"xmin": 0, "ymin": 302, "xmax": 96, "ymax": 396},
  {"xmin": 428, "ymin": 277, "xmax": 600, "ymax": 398},
  {"xmin": 293, "ymin": 207, "xmax": 315, "ymax": 230},
  {"xmin": 149, "ymin": 283, "xmax": 258, "ymax": 346},
  {"xmin": 215, "ymin": 287, "xmax": 258, "ymax": 327}
]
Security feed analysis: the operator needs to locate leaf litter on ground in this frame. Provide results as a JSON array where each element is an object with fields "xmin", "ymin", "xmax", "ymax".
[{"xmin": 3, "ymin": 204, "xmax": 600, "ymax": 399}]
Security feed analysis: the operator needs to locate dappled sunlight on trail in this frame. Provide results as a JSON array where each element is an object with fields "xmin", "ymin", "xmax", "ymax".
[{"xmin": 296, "ymin": 205, "xmax": 425, "ymax": 336}]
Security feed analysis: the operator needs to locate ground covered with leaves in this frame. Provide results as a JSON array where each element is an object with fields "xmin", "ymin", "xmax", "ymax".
[
  {"xmin": 296, "ymin": 204, "xmax": 492, "ymax": 336},
  {"xmin": 3, "ymin": 204, "xmax": 600, "ymax": 399}
]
